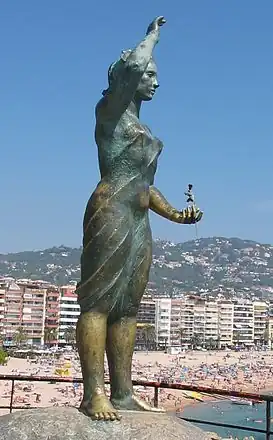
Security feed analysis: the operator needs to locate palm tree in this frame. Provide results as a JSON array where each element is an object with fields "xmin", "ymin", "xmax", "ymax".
[
  {"xmin": 0, "ymin": 348, "xmax": 8, "ymax": 366},
  {"xmin": 206, "ymin": 337, "xmax": 216, "ymax": 350},
  {"xmin": 63, "ymin": 326, "xmax": 76, "ymax": 345},
  {"xmin": 233, "ymin": 330, "xmax": 241, "ymax": 346},
  {"xmin": 258, "ymin": 329, "xmax": 270, "ymax": 347},
  {"xmin": 190, "ymin": 333, "xmax": 200, "ymax": 350},
  {"xmin": 0, "ymin": 331, "xmax": 4, "ymax": 346},
  {"xmin": 12, "ymin": 327, "xmax": 28, "ymax": 346},
  {"xmin": 141, "ymin": 324, "xmax": 155, "ymax": 352},
  {"xmin": 178, "ymin": 327, "xmax": 186, "ymax": 349},
  {"xmin": 44, "ymin": 327, "xmax": 58, "ymax": 346}
]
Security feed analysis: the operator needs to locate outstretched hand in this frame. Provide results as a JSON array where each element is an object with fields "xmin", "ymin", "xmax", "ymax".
[
  {"xmin": 178, "ymin": 206, "xmax": 203, "ymax": 224},
  {"xmin": 146, "ymin": 16, "xmax": 166, "ymax": 35}
]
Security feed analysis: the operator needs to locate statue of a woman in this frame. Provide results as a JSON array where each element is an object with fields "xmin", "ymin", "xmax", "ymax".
[{"xmin": 76, "ymin": 16, "xmax": 203, "ymax": 421}]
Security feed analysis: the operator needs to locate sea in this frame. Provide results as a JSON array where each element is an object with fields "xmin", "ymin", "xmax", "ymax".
[{"xmin": 180, "ymin": 399, "xmax": 271, "ymax": 439}]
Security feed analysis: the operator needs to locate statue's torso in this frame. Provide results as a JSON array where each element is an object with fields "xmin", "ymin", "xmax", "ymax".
[
  {"xmin": 92, "ymin": 104, "xmax": 162, "ymax": 212},
  {"xmin": 95, "ymin": 106, "xmax": 163, "ymax": 185}
]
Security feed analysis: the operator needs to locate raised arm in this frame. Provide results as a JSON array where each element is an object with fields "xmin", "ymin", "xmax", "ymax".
[
  {"xmin": 103, "ymin": 16, "xmax": 166, "ymax": 118},
  {"xmin": 149, "ymin": 186, "xmax": 203, "ymax": 224}
]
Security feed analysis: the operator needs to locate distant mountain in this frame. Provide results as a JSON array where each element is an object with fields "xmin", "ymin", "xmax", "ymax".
[{"xmin": 1, "ymin": 237, "xmax": 273, "ymax": 299}]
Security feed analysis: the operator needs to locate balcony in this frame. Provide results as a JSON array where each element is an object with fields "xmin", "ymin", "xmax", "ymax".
[{"xmin": 45, "ymin": 323, "xmax": 58, "ymax": 329}]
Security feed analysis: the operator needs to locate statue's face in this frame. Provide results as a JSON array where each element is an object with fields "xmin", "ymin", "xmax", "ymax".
[{"xmin": 135, "ymin": 59, "xmax": 159, "ymax": 101}]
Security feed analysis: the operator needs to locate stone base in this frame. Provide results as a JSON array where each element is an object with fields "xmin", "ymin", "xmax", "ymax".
[{"xmin": 0, "ymin": 407, "xmax": 212, "ymax": 440}]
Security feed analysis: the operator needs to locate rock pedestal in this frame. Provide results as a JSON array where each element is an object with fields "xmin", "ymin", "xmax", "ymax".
[{"xmin": 0, "ymin": 407, "xmax": 213, "ymax": 440}]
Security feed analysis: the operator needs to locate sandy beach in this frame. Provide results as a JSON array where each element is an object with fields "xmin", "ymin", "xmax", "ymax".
[{"xmin": 0, "ymin": 350, "xmax": 272, "ymax": 415}]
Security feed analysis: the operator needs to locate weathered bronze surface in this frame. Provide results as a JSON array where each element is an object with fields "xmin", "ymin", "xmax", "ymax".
[{"xmin": 76, "ymin": 16, "xmax": 203, "ymax": 421}]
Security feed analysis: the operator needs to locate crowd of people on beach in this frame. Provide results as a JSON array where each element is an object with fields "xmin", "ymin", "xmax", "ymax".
[
  {"xmin": 0, "ymin": 349, "xmax": 272, "ymax": 414},
  {"xmin": 0, "ymin": 349, "xmax": 273, "ymax": 440}
]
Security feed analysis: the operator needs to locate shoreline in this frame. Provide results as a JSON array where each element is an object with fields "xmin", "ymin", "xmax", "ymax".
[
  {"xmin": 171, "ymin": 384, "xmax": 273, "ymax": 414},
  {"xmin": 170, "ymin": 385, "xmax": 273, "ymax": 413}
]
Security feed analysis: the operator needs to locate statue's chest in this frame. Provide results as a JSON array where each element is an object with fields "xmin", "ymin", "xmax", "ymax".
[{"xmin": 118, "ymin": 116, "xmax": 163, "ymax": 166}]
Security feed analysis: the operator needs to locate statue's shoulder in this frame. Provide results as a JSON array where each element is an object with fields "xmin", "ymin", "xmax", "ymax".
[
  {"xmin": 95, "ymin": 95, "xmax": 120, "ymax": 125},
  {"xmin": 95, "ymin": 96, "xmax": 108, "ymax": 118}
]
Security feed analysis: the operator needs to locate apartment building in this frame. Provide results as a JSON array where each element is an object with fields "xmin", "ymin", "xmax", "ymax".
[
  {"xmin": 180, "ymin": 296, "xmax": 195, "ymax": 345},
  {"xmin": 155, "ymin": 298, "xmax": 184, "ymax": 348},
  {"xmin": 155, "ymin": 298, "xmax": 171, "ymax": 348},
  {"xmin": 253, "ymin": 301, "xmax": 268, "ymax": 345},
  {"xmin": 193, "ymin": 299, "xmax": 206, "ymax": 344},
  {"xmin": 2, "ymin": 281, "xmax": 47, "ymax": 345},
  {"xmin": 0, "ymin": 280, "xmax": 78, "ymax": 346},
  {"xmin": 0, "ymin": 274, "xmax": 271, "ymax": 349},
  {"xmin": 180, "ymin": 297, "xmax": 266, "ymax": 348},
  {"xmin": 58, "ymin": 285, "xmax": 80, "ymax": 344},
  {"xmin": 204, "ymin": 301, "xmax": 219, "ymax": 345},
  {"xmin": 0, "ymin": 284, "xmax": 5, "ymax": 334},
  {"xmin": 3, "ymin": 281, "xmax": 22, "ymax": 343},
  {"xmin": 170, "ymin": 299, "xmax": 183, "ymax": 346},
  {"xmin": 137, "ymin": 295, "xmax": 156, "ymax": 325},
  {"xmin": 218, "ymin": 300, "xmax": 233, "ymax": 348},
  {"xmin": 180, "ymin": 297, "xmax": 208, "ymax": 347},
  {"xmin": 135, "ymin": 295, "xmax": 156, "ymax": 349},
  {"xmin": 21, "ymin": 283, "xmax": 47, "ymax": 345},
  {"xmin": 267, "ymin": 317, "xmax": 273, "ymax": 348},
  {"xmin": 181, "ymin": 298, "xmax": 222, "ymax": 348},
  {"xmin": 233, "ymin": 301, "xmax": 254, "ymax": 346},
  {"xmin": 44, "ymin": 287, "xmax": 60, "ymax": 344}
]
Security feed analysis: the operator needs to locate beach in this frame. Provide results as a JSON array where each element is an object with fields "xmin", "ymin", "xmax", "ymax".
[{"xmin": 0, "ymin": 350, "xmax": 273, "ymax": 416}]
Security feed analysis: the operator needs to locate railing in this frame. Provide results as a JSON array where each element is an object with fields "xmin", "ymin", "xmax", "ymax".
[{"xmin": 0, "ymin": 374, "xmax": 272, "ymax": 439}]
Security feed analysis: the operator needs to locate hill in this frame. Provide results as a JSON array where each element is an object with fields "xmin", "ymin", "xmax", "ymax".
[{"xmin": 1, "ymin": 237, "xmax": 273, "ymax": 299}]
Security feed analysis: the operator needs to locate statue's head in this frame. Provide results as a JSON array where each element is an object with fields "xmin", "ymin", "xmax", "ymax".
[
  {"xmin": 135, "ymin": 57, "xmax": 159, "ymax": 101},
  {"xmin": 104, "ymin": 50, "xmax": 159, "ymax": 101}
]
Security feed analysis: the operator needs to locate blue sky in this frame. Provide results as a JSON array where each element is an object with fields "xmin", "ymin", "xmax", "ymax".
[{"xmin": 0, "ymin": 1, "xmax": 272, "ymax": 253}]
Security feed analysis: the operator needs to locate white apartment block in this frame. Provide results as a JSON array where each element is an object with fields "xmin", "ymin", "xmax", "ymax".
[
  {"xmin": 192, "ymin": 299, "xmax": 206, "ymax": 344},
  {"xmin": 155, "ymin": 298, "xmax": 171, "ymax": 347},
  {"xmin": 253, "ymin": 301, "xmax": 268, "ymax": 345},
  {"xmin": 204, "ymin": 301, "xmax": 219, "ymax": 343},
  {"xmin": 155, "ymin": 298, "xmax": 188, "ymax": 348},
  {"xmin": 170, "ymin": 299, "xmax": 184, "ymax": 346},
  {"xmin": 218, "ymin": 300, "xmax": 234, "ymax": 348},
  {"xmin": 267, "ymin": 317, "xmax": 273, "ymax": 348},
  {"xmin": 180, "ymin": 298, "xmax": 221, "ymax": 347},
  {"xmin": 0, "ymin": 287, "xmax": 5, "ymax": 333},
  {"xmin": 233, "ymin": 301, "xmax": 254, "ymax": 346},
  {"xmin": 180, "ymin": 297, "xmax": 194, "ymax": 344},
  {"xmin": 163, "ymin": 296, "xmax": 269, "ymax": 349},
  {"xmin": 58, "ymin": 286, "xmax": 80, "ymax": 343}
]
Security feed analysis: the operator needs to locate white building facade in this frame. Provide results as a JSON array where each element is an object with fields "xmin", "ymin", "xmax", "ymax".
[{"xmin": 58, "ymin": 286, "xmax": 80, "ymax": 343}]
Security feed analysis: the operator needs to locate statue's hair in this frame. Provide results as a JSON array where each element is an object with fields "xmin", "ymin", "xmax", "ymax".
[{"xmin": 102, "ymin": 50, "xmax": 132, "ymax": 96}]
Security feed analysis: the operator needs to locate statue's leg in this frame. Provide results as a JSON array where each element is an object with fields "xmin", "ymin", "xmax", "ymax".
[
  {"xmin": 106, "ymin": 232, "xmax": 164, "ymax": 412},
  {"xmin": 106, "ymin": 315, "xmax": 164, "ymax": 411},
  {"xmin": 76, "ymin": 310, "xmax": 121, "ymax": 420},
  {"xmin": 106, "ymin": 315, "xmax": 136, "ymax": 399}
]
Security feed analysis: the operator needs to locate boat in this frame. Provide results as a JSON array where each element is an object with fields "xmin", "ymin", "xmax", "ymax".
[
  {"xmin": 230, "ymin": 397, "xmax": 254, "ymax": 406},
  {"xmin": 182, "ymin": 391, "xmax": 204, "ymax": 402}
]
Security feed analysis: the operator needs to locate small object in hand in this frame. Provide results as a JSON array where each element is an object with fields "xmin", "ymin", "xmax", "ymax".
[{"xmin": 184, "ymin": 183, "xmax": 195, "ymax": 204}]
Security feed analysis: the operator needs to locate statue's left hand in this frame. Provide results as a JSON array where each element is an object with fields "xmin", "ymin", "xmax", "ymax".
[
  {"xmin": 177, "ymin": 206, "xmax": 203, "ymax": 224},
  {"xmin": 146, "ymin": 16, "xmax": 166, "ymax": 35}
]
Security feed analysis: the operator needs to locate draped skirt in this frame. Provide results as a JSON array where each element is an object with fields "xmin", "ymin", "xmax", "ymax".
[{"xmin": 76, "ymin": 178, "xmax": 152, "ymax": 324}]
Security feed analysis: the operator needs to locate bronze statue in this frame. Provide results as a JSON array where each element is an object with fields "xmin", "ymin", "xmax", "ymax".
[{"xmin": 76, "ymin": 16, "xmax": 203, "ymax": 421}]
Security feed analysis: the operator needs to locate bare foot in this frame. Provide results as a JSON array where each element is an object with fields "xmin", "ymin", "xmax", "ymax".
[
  {"xmin": 79, "ymin": 394, "xmax": 121, "ymax": 421},
  {"xmin": 111, "ymin": 393, "xmax": 165, "ymax": 412}
]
